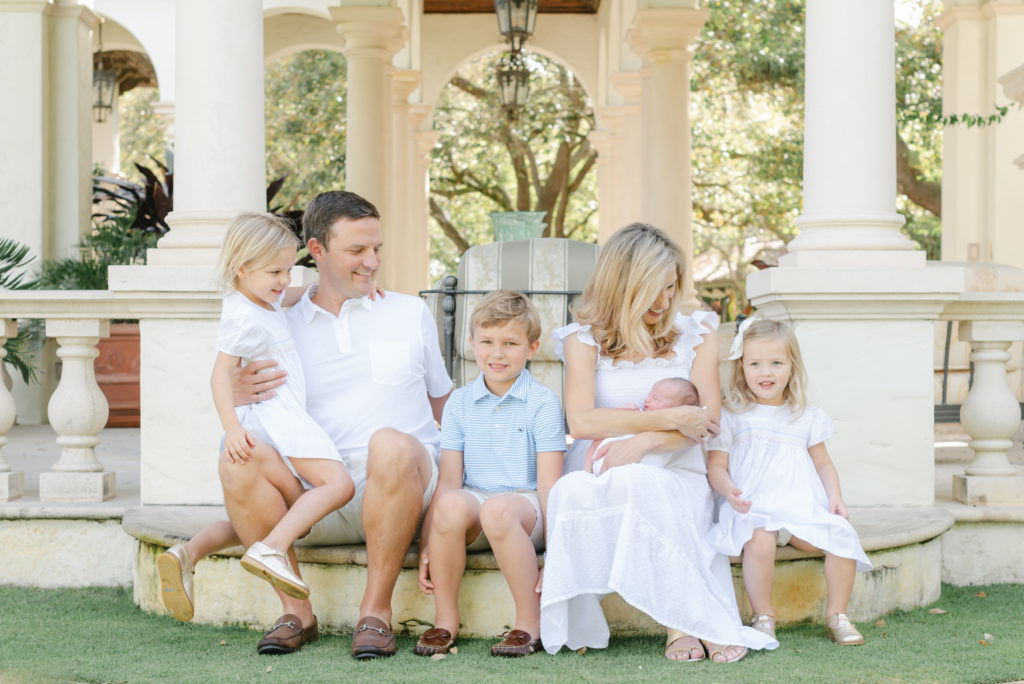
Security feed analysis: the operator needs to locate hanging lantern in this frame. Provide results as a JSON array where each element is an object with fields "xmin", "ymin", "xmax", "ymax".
[
  {"xmin": 92, "ymin": 21, "xmax": 117, "ymax": 123},
  {"xmin": 496, "ymin": 50, "xmax": 530, "ymax": 119},
  {"xmin": 493, "ymin": 0, "xmax": 539, "ymax": 53}
]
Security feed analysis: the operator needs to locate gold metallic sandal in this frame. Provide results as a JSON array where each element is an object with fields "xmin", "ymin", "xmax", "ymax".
[
  {"xmin": 826, "ymin": 613, "xmax": 865, "ymax": 646},
  {"xmin": 665, "ymin": 628, "xmax": 705, "ymax": 662},
  {"xmin": 750, "ymin": 614, "xmax": 776, "ymax": 639}
]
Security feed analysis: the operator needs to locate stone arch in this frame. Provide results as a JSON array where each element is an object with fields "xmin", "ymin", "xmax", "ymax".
[
  {"xmin": 263, "ymin": 9, "xmax": 344, "ymax": 64},
  {"xmin": 93, "ymin": 14, "xmax": 160, "ymax": 96},
  {"xmin": 423, "ymin": 42, "xmax": 597, "ymax": 130}
]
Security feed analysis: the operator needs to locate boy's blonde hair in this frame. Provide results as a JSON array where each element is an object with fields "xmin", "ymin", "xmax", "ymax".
[
  {"xmin": 215, "ymin": 212, "xmax": 299, "ymax": 292},
  {"xmin": 724, "ymin": 318, "xmax": 808, "ymax": 416},
  {"xmin": 469, "ymin": 290, "xmax": 542, "ymax": 343},
  {"xmin": 572, "ymin": 223, "xmax": 685, "ymax": 360}
]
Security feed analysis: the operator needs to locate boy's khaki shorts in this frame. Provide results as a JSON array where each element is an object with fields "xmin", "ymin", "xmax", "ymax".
[
  {"xmin": 463, "ymin": 487, "xmax": 544, "ymax": 552},
  {"xmin": 301, "ymin": 444, "xmax": 439, "ymax": 546}
]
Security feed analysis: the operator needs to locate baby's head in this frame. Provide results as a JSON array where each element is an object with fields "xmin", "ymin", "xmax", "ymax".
[
  {"xmin": 469, "ymin": 290, "xmax": 542, "ymax": 394},
  {"xmin": 725, "ymin": 318, "xmax": 807, "ymax": 413},
  {"xmin": 643, "ymin": 377, "xmax": 700, "ymax": 411},
  {"xmin": 216, "ymin": 212, "xmax": 299, "ymax": 292}
]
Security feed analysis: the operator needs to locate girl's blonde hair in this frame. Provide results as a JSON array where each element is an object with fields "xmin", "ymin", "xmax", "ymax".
[
  {"xmin": 572, "ymin": 223, "xmax": 685, "ymax": 360},
  {"xmin": 215, "ymin": 212, "xmax": 299, "ymax": 292},
  {"xmin": 724, "ymin": 318, "xmax": 808, "ymax": 416}
]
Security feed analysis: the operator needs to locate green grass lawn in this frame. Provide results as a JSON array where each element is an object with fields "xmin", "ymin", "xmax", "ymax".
[{"xmin": 1, "ymin": 584, "xmax": 1022, "ymax": 683}]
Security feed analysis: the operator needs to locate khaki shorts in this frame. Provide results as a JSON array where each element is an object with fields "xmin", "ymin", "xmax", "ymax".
[
  {"xmin": 464, "ymin": 488, "xmax": 544, "ymax": 552},
  {"xmin": 300, "ymin": 444, "xmax": 439, "ymax": 546}
]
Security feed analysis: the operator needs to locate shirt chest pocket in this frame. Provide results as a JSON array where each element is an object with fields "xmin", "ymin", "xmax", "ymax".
[{"xmin": 370, "ymin": 340, "xmax": 411, "ymax": 386}]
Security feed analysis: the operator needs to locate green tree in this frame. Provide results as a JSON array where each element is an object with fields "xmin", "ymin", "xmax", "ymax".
[
  {"xmin": 117, "ymin": 87, "xmax": 168, "ymax": 181},
  {"xmin": 428, "ymin": 52, "xmax": 599, "ymax": 275},
  {"xmin": 264, "ymin": 50, "xmax": 348, "ymax": 213},
  {"xmin": 690, "ymin": 0, "xmax": 945, "ymax": 315}
]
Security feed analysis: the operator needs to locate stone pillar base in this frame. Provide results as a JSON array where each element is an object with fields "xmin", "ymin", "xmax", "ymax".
[
  {"xmin": 0, "ymin": 471, "xmax": 24, "ymax": 501},
  {"xmin": 39, "ymin": 471, "xmax": 116, "ymax": 502},
  {"xmin": 953, "ymin": 474, "xmax": 1024, "ymax": 505}
]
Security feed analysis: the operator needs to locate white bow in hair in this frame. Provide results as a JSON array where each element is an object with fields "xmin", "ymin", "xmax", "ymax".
[{"xmin": 728, "ymin": 315, "xmax": 759, "ymax": 360}]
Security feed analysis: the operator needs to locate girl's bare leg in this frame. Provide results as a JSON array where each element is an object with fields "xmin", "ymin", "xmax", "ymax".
[
  {"xmin": 742, "ymin": 528, "xmax": 777, "ymax": 617},
  {"xmin": 823, "ymin": 553, "xmax": 856, "ymax": 617},
  {"xmin": 480, "ymin": 494, "xmax": 541, "ymax": 635},
  {"xmin": 262, "ymin": 458, "xmax": 354, "ymax": 551}
]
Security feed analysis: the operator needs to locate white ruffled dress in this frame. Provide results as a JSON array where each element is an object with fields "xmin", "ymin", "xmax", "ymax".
[
  {"xmin": 216, "ymin": 292, "xmax": 342, "ymax": 481},
  {"xmin": 706, "ymin": 404, "xmax": 872, "ymax": 571},
  {"xmin": 539, "ymin": 311, "xmax": 776, "ymax": 654}
]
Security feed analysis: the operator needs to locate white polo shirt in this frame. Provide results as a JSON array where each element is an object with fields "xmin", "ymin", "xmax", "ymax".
[{"xmin": 286, "ymin": 287, "xmax": 453, "ymax": 461}]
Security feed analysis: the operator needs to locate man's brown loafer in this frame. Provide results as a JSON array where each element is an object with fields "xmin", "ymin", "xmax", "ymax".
[
  {"xmin": 352, "ymin": 616, "xmax": 396, "ymax": 660},
  {"xmin": 490, "ymin": 629, "xmax": 543, "ymax": 657},
  {"xmin": 257, "ymin": 614, "xmax": 319, "ymax": 655},
  {"xmin": 413, "ymin": 627, "xmax": 456, "ymax": 656}
]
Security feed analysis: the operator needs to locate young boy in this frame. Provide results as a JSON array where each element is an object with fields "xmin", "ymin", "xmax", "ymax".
[{"xmin": 416, "ymin": 290, "xmax": 566, "ymax": 657}]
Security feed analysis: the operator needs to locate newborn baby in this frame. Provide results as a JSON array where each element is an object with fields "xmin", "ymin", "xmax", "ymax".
[{"xmin": 584, "ymin": 377, "xmax": 701, "ymax": 475}]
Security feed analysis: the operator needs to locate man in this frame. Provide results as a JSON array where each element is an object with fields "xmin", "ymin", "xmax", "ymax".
[{"xmin": 222, "ymin": 190, "xmax": 452, "ymax": 658}]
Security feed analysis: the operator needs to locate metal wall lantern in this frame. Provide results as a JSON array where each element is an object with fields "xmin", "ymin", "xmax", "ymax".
[
  {"xmin": 496, "ymin": 50, "xmax": 530, "ymax": 118},
  {"xmin": 493, "ymin": 0, "xmax": 539, "ymax": 52},
  {"xmin": 92, "ymin": 21, "xmax": 117, "ymax": 123}
]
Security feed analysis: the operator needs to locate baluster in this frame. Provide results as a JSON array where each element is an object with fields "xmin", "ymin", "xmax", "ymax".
[
  {"xmin": 0, "ymin": 319, "xmax": 24, "ymax": 501},
  {"xmin": 953, "ymin": 320, "xmax": 1024, "ymax": 505},
  {"xmin": 38, "ymin": 319, "xmax": 115, "ymax": 502}
]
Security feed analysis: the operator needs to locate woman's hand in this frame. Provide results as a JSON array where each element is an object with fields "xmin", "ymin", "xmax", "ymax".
[
  {"xmin": 665, "ymin": 405, "xmax": 720, "ymax": 442},
  {"xmin": 594, "ymin": 434, "xmax": 648, "ymax": 471}
]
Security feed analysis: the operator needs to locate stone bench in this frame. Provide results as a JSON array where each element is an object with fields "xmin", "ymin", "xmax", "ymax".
[{"xmin": 123, "ymin": 504, "xmax": 954, "ymax": 637}]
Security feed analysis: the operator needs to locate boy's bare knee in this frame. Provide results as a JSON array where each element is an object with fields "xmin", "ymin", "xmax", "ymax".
[
  {"xmin": 432, "ymin": 491, "xmax": 476, "ymax": 534},
  {"xmin": 479, "ymin": 498, "xmax": 531, "ymax": 538}
]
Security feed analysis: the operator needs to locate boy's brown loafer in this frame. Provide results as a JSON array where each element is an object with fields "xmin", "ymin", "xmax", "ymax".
[
  {"xmin": 490, "ymin": 629, "xmax": 542, "ymax": 657},
  {"xmin": 256, "ymin": 614, "xmax": 319, "ymax": 655},
  {"xmin": 352, "ymin": 616, "xmax": 396, "ymax": 660},
  {"xmin": 413, "ymin": 627, "xmax": 457, "ymax": 656}
]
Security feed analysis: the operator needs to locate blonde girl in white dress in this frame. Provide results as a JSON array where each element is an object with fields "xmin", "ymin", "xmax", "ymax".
[
  {"xmin": 539, "ymin": 224, "xmax": 776, "ymax": 663},
  {"xmin": 158, "ymin": 213, "xmax": 355, "ymax": 623},
  {"xmin": 706, "ymin": 318, "xmax": 872, "ymax": 646}
]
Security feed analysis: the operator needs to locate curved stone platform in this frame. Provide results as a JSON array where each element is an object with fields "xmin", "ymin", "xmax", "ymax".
[{"xmin": 124, "ymin": 504, "xmax": 953, "ymax": 637}]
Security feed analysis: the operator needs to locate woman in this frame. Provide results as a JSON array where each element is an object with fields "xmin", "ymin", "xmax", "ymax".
[{"xmin": 539, "ymin": 224, "xmax": 776, "ymax": 662}]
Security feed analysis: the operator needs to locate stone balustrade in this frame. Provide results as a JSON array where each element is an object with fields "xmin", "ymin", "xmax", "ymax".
[
  {"xmin": 0, "ymin": 290, "xmax": 220, "ymax": 503},
  {"xmin": 941, "ymin": 293, "xmax": 1024, "ymax": 505}
]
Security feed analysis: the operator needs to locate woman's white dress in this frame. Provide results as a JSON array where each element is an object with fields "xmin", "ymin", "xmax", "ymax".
[
  {"xmin": 706, "ymin": 404, "xmax": 872, "ymax": 571},
  {"xmin": 216, "ymin": 292, "xmax": 342, "ymax": 480},
  {"xmin": 539, "ymin": 311, "xmax": 776, "ymax": 654}
]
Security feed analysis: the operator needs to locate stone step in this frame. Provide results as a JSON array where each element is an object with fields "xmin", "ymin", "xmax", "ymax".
[{"xmin": 123, "ymin": 504, "xmax": 954, "ymax": 637}]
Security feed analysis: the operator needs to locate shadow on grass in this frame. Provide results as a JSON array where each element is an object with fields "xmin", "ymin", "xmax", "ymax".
[{"xmin": 1, "ymin": 584, "xmax": 1022, "ymax": 683}]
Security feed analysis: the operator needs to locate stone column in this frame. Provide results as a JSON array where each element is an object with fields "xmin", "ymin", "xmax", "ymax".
[
  {"xmin": 49, "ymin": 0, "xmax": 96, "ymax": 259},
  {"xmin": 590, "ymin": 107, "xmax": 625, "ymax": 244},
  {"xmin": 0, "ymin": 0, "xmax": 49, "ymax": 261},
  {"xmin": 784, "ymin": 1, "xmax": 916, "ymax": 262},
  {"xmin": 38, "ymin": 319, "xmax": 115, "ymax": 502},
  {"xmin": 626, "ymin": 8, "xmax": 707, "ymax": 301},
  {"xmin": 408, "ymin": 105, "xmax": 438, "ymax": 293},
  {"xmin": 0, "ymin": 320, "xmax": 24, "ymax": 501},
  {"xmin": 333, "ymin": 6, "xmax": 406, "ymax": 215},
  {"xmin": 152, "ymin": 0, "xmax": 266, "ymax": 264},
  {"xmin": 91, "ymin": 89, "xmax": 121, "ymax": 175},
  {"xmin": 385, "ymin": 69, "xmax": 420, "ymax": 294},
  {"xmin": 1000, "ymin": 64, "xmax": 1024, "ymax": 172},
  {"xmin": 939, "ymin": 2, "xmax": 1024, "ymax": 268},
  {"xmin": 609, "ymin": 72, "xmax": 643, "ymax": 233},
  {"xmin": 747, "ymin": 0, "xmax": 965, "ymax": 506}
]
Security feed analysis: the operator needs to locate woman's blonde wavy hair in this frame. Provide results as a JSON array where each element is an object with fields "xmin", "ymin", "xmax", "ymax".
[
  {"xmin": 215, "ymin": 212, "xmax": 299, "ymax": 292},
  {"xmin": 572, "ymin": 223, "xmax": 685, "ymax": 360},
  {"xmin": 724, "ymin": 318, "xmax": 808, "ymax": 416}
]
